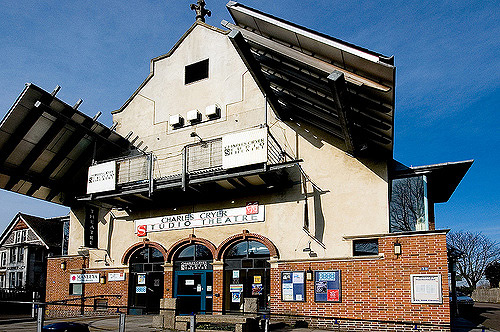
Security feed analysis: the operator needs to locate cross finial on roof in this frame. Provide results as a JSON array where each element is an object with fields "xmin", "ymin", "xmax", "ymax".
[{"xmin": 190, "ymin": 0, "xmax": 211, "ymax": 23}]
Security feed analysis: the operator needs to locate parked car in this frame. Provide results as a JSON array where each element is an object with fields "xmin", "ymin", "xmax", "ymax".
[
  {"xmin": 456, "ymin": 291, "xmax": 474, "ymax": 314},
  {"xmin": 42, "ymin": 322, "xmax": 90, "ymax": 332}
]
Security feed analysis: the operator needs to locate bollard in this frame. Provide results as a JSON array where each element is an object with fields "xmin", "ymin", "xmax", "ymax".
[
  {"xmin": 264, "ymin": 315, "xmax": 269, "ymax": 332},
  {"xmin": 190, "ymin": 313, "xmax": 196, "ymax": 332},
  {"xmin": 119, "ymin": 313, "xmax": 126, "ymax": 332},
  {"xmin": 36, "ymin": 305, "xmax": 44, "ymax": 332}
]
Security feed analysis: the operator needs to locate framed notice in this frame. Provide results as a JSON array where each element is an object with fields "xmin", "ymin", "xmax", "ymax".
[
  {"xmin": 281, "ymin": 271, "xmax": 305, "ymax": 302},
  {"xmin": 411, "ymin": 274, "xmax": 442, "ymax": 304},
  {"xmin": 314, "ymin": 270, "xmax": 341, "ymax": 302}
]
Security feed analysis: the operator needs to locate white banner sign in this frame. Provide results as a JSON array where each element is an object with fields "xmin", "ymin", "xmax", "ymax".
[
  {"xmin": 108, "ymin": 272, "xmax": 126, "ymax": 281},
  {"xmin": 222, "ymin": 128, "xmax": 267, "ymax": 169},
  {"xmin": 70, "ymin": 273, "xmax": 100, "ymax": 284},
  {"xmin": 411, "ymin": 274, "xmax": 442, "ymax": 304},
  {"xmin": 87, "ymin": 161, "xmax": 116, "ymax": 194},
  {"xmin": 135, "ymin": 203, "xmax": 264, "ymax": 236}
]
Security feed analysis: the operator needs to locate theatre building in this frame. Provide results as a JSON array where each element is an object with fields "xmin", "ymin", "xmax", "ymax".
[{"xmin": 0, "ymin": 2, "xmax": 472, "ymax": 331}]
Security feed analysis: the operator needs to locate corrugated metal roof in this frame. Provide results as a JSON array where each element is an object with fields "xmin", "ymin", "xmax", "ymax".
[
  {"xmin": 225, "ymin": 1, "xmax": 395, "ymax": 157},
  {"xmin": 0, "ymin": 84, "xmax": 136, "ymax": 205}
]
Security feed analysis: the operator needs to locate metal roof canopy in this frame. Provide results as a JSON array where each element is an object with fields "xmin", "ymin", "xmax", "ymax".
[
  {"xmin": 390, "ymin": 160, "xmax": 474, "ymax": 203},
  {"xmin": 224, "ymin": 1, "xmax": 395, "ymax": 157},
  {"xmin": 0, "ymin": 83, "xmax": 136, "ymax": 206}
]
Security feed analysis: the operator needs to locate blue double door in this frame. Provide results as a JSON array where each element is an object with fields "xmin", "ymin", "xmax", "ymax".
[{"xmin": 174, "ymin": 270, "xmax": 213, "ymax": 315}]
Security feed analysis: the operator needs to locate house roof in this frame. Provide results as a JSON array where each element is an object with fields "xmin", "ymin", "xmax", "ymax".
[
  {"xmin": 0, "ymin": 212, "xmax": 68, "ymax": 249},
  {"xmin": 224, "ymin": 1, "xmax": 395, "ymax": 157}
]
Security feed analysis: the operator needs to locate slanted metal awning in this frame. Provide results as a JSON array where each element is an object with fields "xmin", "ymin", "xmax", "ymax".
[
  {"xmin": 390, "ymin": 160, "xmax": 474, "ymax": 203},
  {"xmin": 0, "ymin": 84, "xmax": 136, "ymax": 205},
  {"xmin": 224, "ymin": 1, "xmax": 395, "ymax": 157}
]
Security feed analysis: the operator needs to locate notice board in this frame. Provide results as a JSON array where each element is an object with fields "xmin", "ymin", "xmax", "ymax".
[
  {"xmin": 281, "ymin": 271, "xmax": 305, "ymax": 302},
  {"xmin": 314, "ymin": 270, "xmax": 341, "ymax": 302}
]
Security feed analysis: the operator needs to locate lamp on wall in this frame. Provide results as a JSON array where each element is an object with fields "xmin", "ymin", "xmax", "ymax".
[
  {"xmin": 394, "ymin": 242, "xmax": 402, "ymax": 256},
  {"xmin": 306, "ymin": 268, "xmax": 313, "ymax": 281},
  {"xmin": 100, "ymin": 274, "xmax": 107, "ymax": 284},
  {"xmin": 60, "ymin": 261, "xmax": 67, "ymax": 270}
]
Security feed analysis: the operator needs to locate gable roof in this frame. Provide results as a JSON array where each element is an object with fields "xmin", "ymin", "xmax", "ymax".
[
  {"xmin": 0, "ymin": 212, "xmax": 68, "ymax": 249},
  {"xmin": 113, "ymin": 21, "xmax": 229, "ymax": 115}
]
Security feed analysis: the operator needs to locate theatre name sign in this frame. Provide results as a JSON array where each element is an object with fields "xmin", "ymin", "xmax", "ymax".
[{"xmin": 135, "ymin": 203, "xmax": 264, "ymax": 236}]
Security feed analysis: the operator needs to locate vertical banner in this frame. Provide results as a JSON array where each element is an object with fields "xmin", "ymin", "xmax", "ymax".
[{"xmin": 84, "ymin": 206, "xmax": 99, "ymax": 248}]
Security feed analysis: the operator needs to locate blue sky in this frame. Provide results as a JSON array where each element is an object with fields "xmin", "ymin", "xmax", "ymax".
[{"xmin": 0, "ymin": 0, "xmax": 498, "ymax": 241}]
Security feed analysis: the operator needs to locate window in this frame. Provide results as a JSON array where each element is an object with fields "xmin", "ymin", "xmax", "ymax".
[
  {"xmin": 20, "ymin": 230, "xmax": 27, "ymax": 242},
  {"xmin": 16, "ymin": 272, "xmax": 22, "ymax": 288},
  {"xmin": 18, "ymin": 248, "xmax": 24, "ymax": 263},
  {"xmin": 70, "ymin": 283, "xmax": 83, "ymax": 295},
  {"xmin": 185, "ymin": 59, "xmax": 209, "ymax": 84},
  {"xmin": 9, "ymin": 272, "xmax": 15, "ymax": 288},
  {"xmin": 390, "ymin": 175, "xmax": 429, "ymax": 232},
  {"xmin": 0, "ymin": 275, "xmax": 4, "ymax": 288},
  {"xmin": 353, "ymin": 239, "xmax": 379, "ymax": 256},
  {"xmin": 0, "ymin": 252, "xmax": 6, "ymax": 267},
  {"xmin": 10, "ymin": 248, "xmax": 16, "ymax": 263}
]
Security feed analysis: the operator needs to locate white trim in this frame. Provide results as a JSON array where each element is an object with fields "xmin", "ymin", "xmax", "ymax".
[{"xmin": 229, "ymin": 4, "xmax": 381, "ymax": 63}]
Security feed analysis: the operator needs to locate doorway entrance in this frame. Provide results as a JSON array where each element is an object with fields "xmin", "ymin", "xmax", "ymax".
[
  {"xmin": 128, "ymin": 246, "xmax": 164, "ymax": 314},
  {"xmin": 223, "ymin": 240, "xmax": 270, "ymax": 312},
  {"xmin": 173, "ymin": 244, "xmax": 213, "ymax": 315}
]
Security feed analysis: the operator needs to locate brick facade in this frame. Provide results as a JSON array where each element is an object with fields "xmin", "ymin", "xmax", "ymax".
[
  {"xmin": 46, "ymin": 256, "xmax": 128, "ymax": 317},
  {"xmin": 270, "ymin": 233, "xmax": 450, "ymax": 331},
  {"xmin": 46, "ymin": 232, "xmax": 450, "ymax": 331}
]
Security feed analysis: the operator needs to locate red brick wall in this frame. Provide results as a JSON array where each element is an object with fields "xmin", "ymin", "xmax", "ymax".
[
  {"xmin": 212, "ymin": 269, "xmax": 224, "ymax": 314},
  {"xmin": 270, "ymin": 234, "xmax": 450, "ymax": 331},
  {"xmin": 46, "ymin": 256, "xmax": 128, "ymax": 317}
]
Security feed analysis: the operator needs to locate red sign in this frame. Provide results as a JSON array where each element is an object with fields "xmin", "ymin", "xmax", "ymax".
[
  {"xmin": 246, "ymin": 202, "xmax": 259, "ymax": 215},
  {"xmin": 137, "ymin": 224, "xmax": 147, "ymax": 237},
  {"xmin": 327, "ymin": 289, "xmax": 339, "ymax": 301}
]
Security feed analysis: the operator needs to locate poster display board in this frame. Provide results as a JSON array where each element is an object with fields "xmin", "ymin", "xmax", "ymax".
[
  {"xmin": 281, "ymin": 271, "xmax": 305, "ymax": 302},
  {"xmin": 411, "ymin": 274, "xmax": 442, "ymax": 304},
  {"xmin": 314, "ymin": 270, "xmax": 341, "ymax": 302}
]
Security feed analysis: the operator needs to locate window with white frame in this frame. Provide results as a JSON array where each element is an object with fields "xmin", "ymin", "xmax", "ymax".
[
  {"xmin": 0, "ymin": 252, "xmax": 6, "ymax": 267},
  {"xmin": 18, "ymin": 247, "xmax": 24, "ymax": 263},
  {"xmin": 16, "ymin": 271, "xmax": 23, "ymax": 288},
  {"xmin": 9, "ymin": 248, "xmax": 16, "ymax": 263},
  {"xmin": 20, "ymin": 230, "xmax": 27, "ymax": 243}
]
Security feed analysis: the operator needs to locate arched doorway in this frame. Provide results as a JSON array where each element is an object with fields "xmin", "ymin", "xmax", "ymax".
[
  {"xmin": 223, "ymin": 240, "xmax": 270, "ymax": 312},
  {"xmin": 173, "ymin": 244, "xmax": 213, "ymax": 314},
  {"xmin": 128, "ymin": 246, "xmax": 164, "ymax": 314}
]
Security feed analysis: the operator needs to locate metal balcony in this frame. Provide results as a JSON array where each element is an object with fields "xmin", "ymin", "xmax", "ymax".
[{"xmin": 80, "ymin": 129, "xmax": 299, "ymax": 209}]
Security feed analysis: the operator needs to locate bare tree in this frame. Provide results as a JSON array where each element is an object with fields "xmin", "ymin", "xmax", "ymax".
[
  {"xmin": 390, "ymin": 176, "xmax": 426, "ymax": 232},
  {"xmin": 447, "ymin": 231, "xmax": 500, "ymax": 289}
]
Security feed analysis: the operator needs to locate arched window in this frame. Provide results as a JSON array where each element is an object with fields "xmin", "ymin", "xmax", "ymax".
[
  {"xmin": 224, "ymin": 240, "xmax": 270, "ymax": 312},
  {"xmin": 130, "ymin": 247, "xmax": 164, "ymax": 273}
]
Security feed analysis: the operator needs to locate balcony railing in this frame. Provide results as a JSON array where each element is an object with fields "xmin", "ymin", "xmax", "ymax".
[{"xmin": 91, "ymin": 128, "xmax": 291, "ymax": 197}]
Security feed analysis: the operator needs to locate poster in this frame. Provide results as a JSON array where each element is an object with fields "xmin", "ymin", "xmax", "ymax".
[
  {"xmin": 254, "ymin": 275, "xmax": 261, "ymax": 283},
  {"xmin": 282, "ymin": 271, "xmax": 305, "ymax": 302},
  {"xmin": 136, "ymin": 286, "xmax": 146, "ymax": 294},
  {"xmin": 231, "ymin": 292, "xmax": 241, "ymax": 303},
  {"xmin": 108, "ymin": 272, "xmax": 125, "ymax": 281},
  {"xmin": 230, "ymin": 284, "xmax": 244, "ymax": 293},
  {"xmin": 137, "ymin": 273, "xmax": 146, "ymax": 285},
  {"xmin": 252, "ymin": 283, "xmax": 263, "ymax": 295},
  {"xmin": 314, "ymin": 270, "xmax": 341, "ymax": 302}
]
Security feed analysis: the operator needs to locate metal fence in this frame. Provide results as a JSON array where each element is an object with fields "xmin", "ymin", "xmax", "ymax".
[{"xmin": 0, "ymin": 300, "xmax": 496, "ymax": 332}]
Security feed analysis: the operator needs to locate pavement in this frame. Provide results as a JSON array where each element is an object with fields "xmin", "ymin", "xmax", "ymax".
[{"xmin": 0, "ymin": 310, "xmax": 498, "ymax": 332}]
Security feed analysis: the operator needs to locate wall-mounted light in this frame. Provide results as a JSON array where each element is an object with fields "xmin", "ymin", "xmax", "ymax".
[
  {"xmin": 306, "ymin": 268, "xmax": 313, "ymax": 281},
  {"xmin": 60, "ymin": 261, "xmax": 67, "ymax": 270},
  {"xmin": 100, "ymin": 275, "xmax": 107, "ymax": 284},
  {"xmin": 394, "ymin": 242, "xmax": 402, "ymax": 256},
  {"xmin": 302, "ymin": 241, "xmax": 312, "ymax": 253}
]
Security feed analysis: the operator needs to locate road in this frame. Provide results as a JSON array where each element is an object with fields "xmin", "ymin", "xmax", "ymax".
[{"xmin": 463, "ymin": 302, "xmax": 500, "ymax": 331}]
